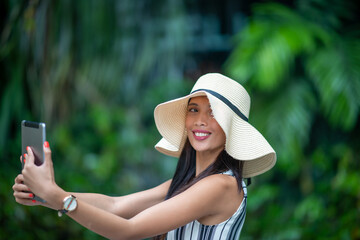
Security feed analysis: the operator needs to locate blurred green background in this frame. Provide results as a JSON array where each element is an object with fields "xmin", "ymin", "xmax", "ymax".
[{"xmin": 1, "ymin": 0, "xmax": 359, "ymax": 239}]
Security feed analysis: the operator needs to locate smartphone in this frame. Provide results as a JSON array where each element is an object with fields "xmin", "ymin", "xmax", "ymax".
[
  {"xmin": 21, "ymin": 120, "xmax": 47, "ymax": 203},
  {"xmin": 21, "ymin": 120, "xmax": 46, "ymax": 167}
]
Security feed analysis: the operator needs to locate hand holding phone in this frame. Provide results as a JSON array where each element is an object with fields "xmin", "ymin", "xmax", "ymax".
[{"xmin": 21, "ymin": 120, "xmax": 47, "ymax": 203}]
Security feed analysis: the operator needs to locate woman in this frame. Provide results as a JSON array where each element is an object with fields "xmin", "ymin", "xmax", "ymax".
[{"xmin": 13, "ymin": 73, "xmax": 276, "ymax": 239}]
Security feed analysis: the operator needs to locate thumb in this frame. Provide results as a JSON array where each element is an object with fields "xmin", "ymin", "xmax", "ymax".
[
  {"xmin": 25, "ymin": 146, "xmax": 35, "ymax": 166},
  {"xmin": 43, "ymin": 141, "xmax": 55, "ymax": 181},
  {"xmin": 43, "ymin": 141, "xmax": 53, "ymax": 167}
]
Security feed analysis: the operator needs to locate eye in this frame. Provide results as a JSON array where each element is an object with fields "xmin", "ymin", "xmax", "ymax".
[{"xmin": 188, "ymin": 107, "xmax": 198, "ymax": 113}]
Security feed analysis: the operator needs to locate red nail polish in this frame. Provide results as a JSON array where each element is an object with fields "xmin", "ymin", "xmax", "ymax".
[
  {"xmin": 44, "ymin": 141, "xmax": 49, "ymax": 148},
  {"xmin": 32, "ymin": 200, "xmax": 36, "ymax": 203},
  {"xmin": 26, "ymin": 146, "xmax": 30, "ymax": 151},
  {"xmin": 29, "ymin": 193, "xmax": 34, "ymax": 198}
]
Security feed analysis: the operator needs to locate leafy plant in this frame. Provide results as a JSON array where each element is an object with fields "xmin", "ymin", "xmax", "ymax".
[{"xmin": 225, "ymin": 1, "xmax": 360, "ymax": 239}]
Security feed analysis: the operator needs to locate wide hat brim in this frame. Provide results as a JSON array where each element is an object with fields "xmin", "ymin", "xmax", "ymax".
[{"xmin": 154, "ymin": 73, "xmax": 276, "ymax": 178}]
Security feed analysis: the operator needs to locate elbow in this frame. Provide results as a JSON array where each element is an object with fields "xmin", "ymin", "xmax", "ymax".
[
  {"xmin": 111, "ymin": 237, "xmax": 135, "ymax": 240},
  {"xmin": 111, "ymin": 233, "xmax": 138, "ymax": 240},
  {"xmin": 112, "ymin": 220, "xmax": 140, "ymax": 240}
]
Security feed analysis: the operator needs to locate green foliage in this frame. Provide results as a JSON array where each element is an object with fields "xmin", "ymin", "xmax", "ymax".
[
  {"xmin": 1, "ymin": 0, "xmax": 189, "ymax": 239},
  {"xmin": 1, "ymin": 0, "xmax": 359, "ymax": 239},
  {"xmin": 225, "ymin": 0, "xmax": 360, "ymax": 239}
]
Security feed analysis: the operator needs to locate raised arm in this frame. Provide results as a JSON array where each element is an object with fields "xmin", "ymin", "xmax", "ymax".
[
  {"xmin": 21, "ymin": 144, "xmax": 238, "ymax": 239},
  {"xmin": 47, "ymin": 173, "xmax": 231, "ymax": 239},
  {"xmin": 14, "ymin": 166, "xmax": 171, "ymax": 219}
]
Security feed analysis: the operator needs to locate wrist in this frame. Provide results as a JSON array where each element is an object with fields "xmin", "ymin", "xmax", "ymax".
[{"xmin": 46, "ymin": 185, "xmax": 68, "ymax": 210}]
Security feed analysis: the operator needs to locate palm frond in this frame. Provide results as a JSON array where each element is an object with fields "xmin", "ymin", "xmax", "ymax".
[{"xmin": 306, "ymin": 37, "xmax": 360, "ymax": 130}]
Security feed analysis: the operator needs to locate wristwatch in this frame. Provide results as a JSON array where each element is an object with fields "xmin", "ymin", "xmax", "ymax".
[{"xmin": 58, "ymin": 195, "xmax": 77, "ymax": 217}]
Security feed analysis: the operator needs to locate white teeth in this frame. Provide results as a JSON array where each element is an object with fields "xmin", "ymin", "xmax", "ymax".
[{"xmin": 194, "ymin": 132, "xmax": 210, "ymax": 137}]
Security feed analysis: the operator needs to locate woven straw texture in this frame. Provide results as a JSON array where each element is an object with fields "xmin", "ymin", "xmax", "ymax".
[{"xmin": 154, "ymin": 73, "xmax": 276, "ymax": 178}]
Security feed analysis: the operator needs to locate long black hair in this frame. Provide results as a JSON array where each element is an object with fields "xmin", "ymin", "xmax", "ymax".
[{"xmin": 152, "ymin": 139, "xmax": 244, "ymax": 239}]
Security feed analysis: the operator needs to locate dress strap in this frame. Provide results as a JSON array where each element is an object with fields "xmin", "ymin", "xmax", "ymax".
[
  {"xmin": 242, "ymin": 180, "xmax": 248, "ymax": 197},
  {"xmin": 221, "ymin": 170, "xmax": 235, "ymax": 176}
]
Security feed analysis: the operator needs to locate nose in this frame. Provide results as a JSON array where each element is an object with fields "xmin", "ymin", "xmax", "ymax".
[{"xmin": 194, "ymin": 112, "xmax": 208, "ymax": 126}]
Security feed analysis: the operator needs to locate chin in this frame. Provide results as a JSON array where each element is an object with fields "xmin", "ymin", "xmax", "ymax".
[{"xmin": 192, "ymin": 145, "xmax": 215, "ymax": 153}]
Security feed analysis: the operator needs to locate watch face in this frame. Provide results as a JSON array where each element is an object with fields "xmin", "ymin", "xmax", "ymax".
[{"xmin": 64, "ymin": 196, "xmax": 77, "ymax": 211}]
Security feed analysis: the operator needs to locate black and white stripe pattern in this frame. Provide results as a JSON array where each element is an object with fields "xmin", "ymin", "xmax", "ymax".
[{"xmin": 166, "ymin": 176, "xmax": 247, "ymax": 240}]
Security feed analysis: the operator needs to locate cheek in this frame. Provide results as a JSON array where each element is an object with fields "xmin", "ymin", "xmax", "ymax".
[
  {"xmin": 212, "ymin": 121, "xmax": 226, "ymax": 144},
  {"xmin": 219, "ymin": 131, "xmax": 226, "ymax": 145},
  {"xmin": 185, "ymin": 115, "xmax": 192, "ymax": 130},
  {"xmin": 185, "ymin": 117, "xmax": 194, "ymax": 140}
]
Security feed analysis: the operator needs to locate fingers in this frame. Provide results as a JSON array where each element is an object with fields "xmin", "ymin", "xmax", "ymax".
[
  {"xmin": 13, "ymin": 175, "xmax": 32, "ymax": 194},
  {"xmin": 23, "ymin": 141, "xmax": 52, "ymax": 168},
  {"xmin": 13, "ymin": 177, "xmax": 39, "ymax": 206},
  {"xmin": 24, "ymin": 146, "xmax": 35, "ymax": 166},
  {"xmin": 14, "ymin": 194, "xmax": 39, "ymax": 206},
  {"xmin": 13, "ymin": 179, "xmax": 31, "ymax": 192},
  {"xmin": 15, "ymin": 174, "xmax": 24, "ymax": 184},
  {"xmin": 20, "ymin": 154, "xmax": 27, "ymax": 166},
  {"xmin": 14, "ymin": 190, "xmax": 34, "ymax": 199}
]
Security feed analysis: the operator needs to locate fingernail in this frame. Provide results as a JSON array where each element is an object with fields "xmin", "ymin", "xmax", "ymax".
[
  {"xmin": 32, "ymin": 200, "xmax": 36, "ymax": 203},
  {"xmin": 44, "ymin": 141, "xmax": 49, "ymax": 148},
  {"xmin": 29, "ymin": 193, "xmax": 34, "ymax": 198},
  {"xmin": 26, "ymin": 146, "xmax": 30, "ymax": 151}
]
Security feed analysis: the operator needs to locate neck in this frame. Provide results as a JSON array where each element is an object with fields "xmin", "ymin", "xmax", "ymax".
[{"xmin": 195, "ymin": 148, "xmax": 223, "ymax": 176}]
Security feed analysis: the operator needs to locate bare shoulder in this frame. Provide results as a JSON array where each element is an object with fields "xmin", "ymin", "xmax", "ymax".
[
  {"xmin": 193, "ymin": 174, "xmax": 239, "ymax": 193},
  {"xmin": 126, "ymin": 175, "xmax": 242, "ymax": 237},
  {"xmin": 186, "ymin": 174, "xmax": 242, "ymax": 206},
  {"xmin": 191, "ymin": 174, "xmax": 243, "ymax": 224}
]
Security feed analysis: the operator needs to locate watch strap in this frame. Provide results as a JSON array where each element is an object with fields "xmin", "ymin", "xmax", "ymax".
[{"xmin": 58, "ymin": 209, "xmax": 68, "ymax": 217}]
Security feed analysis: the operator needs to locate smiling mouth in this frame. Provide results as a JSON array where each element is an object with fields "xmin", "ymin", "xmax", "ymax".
[
  {"xmin": 192, "ymin": 131, "xmax": 211, "ymax": 140},
  {"xmin": 194, "ymin": 132, "xmax": 210, "ymax": 137}
]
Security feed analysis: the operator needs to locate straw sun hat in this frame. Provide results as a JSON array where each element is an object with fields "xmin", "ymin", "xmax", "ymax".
[{"xmin": 154, "ymin": 73, "xmax": 276, "ymax": 178}]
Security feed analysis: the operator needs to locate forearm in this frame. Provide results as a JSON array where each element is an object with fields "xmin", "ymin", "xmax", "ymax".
[
  {"xmin": 63, "ymin": 179, "xmax": 171, "ymax": 219},
  {"xmin": 68, "ymin": 192, "xmax": 116, "ymax": 214},
  {"xmin": 68, "ymin": 200, "xmax": 136, "ymax": 240},
  {"xmin": 66, "ymin": 192, "xmax": 162, "ymax": 219},
  {"xmin": 50, "ymin": 188, "xmax": 140, "ymax": 240},
  {"xmin": 111, "ymin": 180, "xmax": 171, "ymax": 219}
]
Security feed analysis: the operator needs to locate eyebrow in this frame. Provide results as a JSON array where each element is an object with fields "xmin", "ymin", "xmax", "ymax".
[
  {"xmin": 187, "ymin": 102, "xmax": 212, "ymax": 109},
  {"xmin": 187, "ymin": 103, "xmax": 198, "ymax": 107}
]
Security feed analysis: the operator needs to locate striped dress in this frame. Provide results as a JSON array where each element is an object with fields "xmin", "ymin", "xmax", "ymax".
[{"xmin": 166, "ymin": 172, "xmax": 247, "ymax": 240}]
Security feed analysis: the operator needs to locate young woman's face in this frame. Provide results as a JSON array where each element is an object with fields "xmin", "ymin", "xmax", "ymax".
[{"xmin": 185, "ymin": 96, "xmax": 226, "ymax": 156}]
